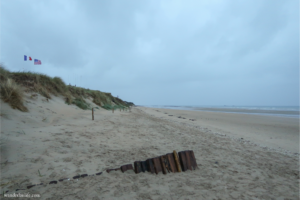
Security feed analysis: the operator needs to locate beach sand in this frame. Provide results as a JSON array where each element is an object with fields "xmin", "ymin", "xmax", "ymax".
[
  {"xmin": 0, "ymin": 95, "xmax": 299, "ymax": 199},
  {"xmin": 140, "ymin": 107, "xmax": 299, "ymax": 154}
]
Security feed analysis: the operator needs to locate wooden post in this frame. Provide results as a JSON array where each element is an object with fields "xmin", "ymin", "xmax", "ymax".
[
  {"xmin": 173, "ymin": 150, "xmax": 181, "ymax": 172},
  {"xmin": 92, "ymin": 108, "xmax": 94, "ymax": 120},
  {"xmin": 112, "ymin": 107, "xmax": 114, "ymax": 113}
]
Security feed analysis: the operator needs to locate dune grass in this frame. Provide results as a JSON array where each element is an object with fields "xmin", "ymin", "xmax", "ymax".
[
  {"xmin": 0, "ymin": 78, "xmax": 28, "ymax": 112},
  {"xmin": 0, "ymin": 64, "xmax": 132, "ymax": 111},
  {"xmin": 72, "ymin": 97, "xmax": 90, "ymax": 110}
]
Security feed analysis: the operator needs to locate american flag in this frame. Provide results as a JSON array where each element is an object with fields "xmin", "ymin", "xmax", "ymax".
[{"xmin": 34, "ymin": 59, "xmax": 41, "ymax": 65}]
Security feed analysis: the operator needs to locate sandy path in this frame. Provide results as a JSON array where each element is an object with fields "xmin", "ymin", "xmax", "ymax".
[{"xmin": 0, "ymin": 97, "xmax": 299, "ymax": 199}]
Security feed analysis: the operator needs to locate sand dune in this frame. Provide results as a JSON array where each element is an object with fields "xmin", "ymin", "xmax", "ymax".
[{"xmin": 0, "ymin": 95, "xmax": 299, "ymax": 199}]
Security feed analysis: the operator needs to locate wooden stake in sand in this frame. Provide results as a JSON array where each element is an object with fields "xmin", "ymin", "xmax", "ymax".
[
  {"xmin": 92, "ymin": 108, "xmax": 94, "ymax": 120},
  {"xmin": 173, "ymin": 150, "xmax": 181, "ymax": 172},
  {"xmin": 112, "ymin": 108, "xmax": 114, "ymax": 113}
]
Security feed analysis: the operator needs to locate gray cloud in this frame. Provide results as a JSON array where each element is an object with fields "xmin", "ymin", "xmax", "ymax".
[{"xmin": 1, "ymin": 0, "xmax": 298, "ymax": 105}]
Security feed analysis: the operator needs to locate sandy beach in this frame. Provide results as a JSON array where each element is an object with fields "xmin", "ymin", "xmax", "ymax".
[
  {"xmin": 0, "ymin": 95, "xmax": 299, "ymax": 199},
  {"xmin": 139, "ymin": 107, "xmax": 299, "ymax": 154}
]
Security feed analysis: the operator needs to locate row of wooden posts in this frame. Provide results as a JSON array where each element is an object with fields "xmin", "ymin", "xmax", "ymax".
[
  {"xmin": 92, "ymin": 106, "xmax": 132, "ymax": 120},
  {"xmin": 8, "ymin": 150, "xmax": 197, "ymax": 194},
  {"xmin": 106, "ymin": 150, "xmax": 198, "ymax": 175}
]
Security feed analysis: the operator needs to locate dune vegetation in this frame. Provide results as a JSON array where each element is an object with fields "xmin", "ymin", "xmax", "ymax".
[{"xmin": 0, "ymin": 65, "xmax": 134, "ymax": 112}]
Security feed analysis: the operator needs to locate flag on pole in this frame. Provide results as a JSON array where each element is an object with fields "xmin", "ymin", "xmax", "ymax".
[
  {"xmin": 24, "ymin": 55, "xmax": 32, "ymax": 61},
  {"xmin": 34, "ymin": 59, "xmax": 41, "ymax": 65}
]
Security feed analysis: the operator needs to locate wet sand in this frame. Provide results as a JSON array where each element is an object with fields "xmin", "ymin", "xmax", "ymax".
[{"xmin": 191, "ymin": 107, "xmax": 299, "ymax": 116}]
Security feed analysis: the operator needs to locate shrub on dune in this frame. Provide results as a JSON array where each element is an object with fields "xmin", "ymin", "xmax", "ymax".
[
  {"xmin": 0, "ymin": 79, "xmax": 28, "ymax": 111},
  {"xmin": 72, "ymin": 97, "xmax": 90, "ymax": 110},
  {"xmin": 64, "ymin": 92, "xmax": 73, "ymax": 105},
  {"xmin": 52, "ymin": 77, "xmax": 67, "ymax": 94},
  {"xmin": 33, "ymin": 83, "xmax": 51, "ymax": 99},
  {"xmin": 0, "ymin": 65, "xmax": 9, "ymax": 83}
]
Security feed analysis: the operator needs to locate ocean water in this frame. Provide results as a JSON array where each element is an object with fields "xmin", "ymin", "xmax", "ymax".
[{"xmin": 143, "ymin": 105, "xmax": 300, "ymax": 118}]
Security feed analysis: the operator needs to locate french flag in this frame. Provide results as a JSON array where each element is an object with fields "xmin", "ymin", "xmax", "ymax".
[{"xmin": 24, "ymin": 55, "xmax": 32, "ymax": 61}]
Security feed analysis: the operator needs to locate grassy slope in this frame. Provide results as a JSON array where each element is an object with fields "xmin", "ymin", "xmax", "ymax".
[{"xmin": 0, "ymin": 65, "xmax": 134, "ymax": 112}]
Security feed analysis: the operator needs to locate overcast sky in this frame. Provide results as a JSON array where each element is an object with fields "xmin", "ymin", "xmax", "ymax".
[{"xmin": 1, "ymin": 0, "xmax": 299, "ymax": 106}]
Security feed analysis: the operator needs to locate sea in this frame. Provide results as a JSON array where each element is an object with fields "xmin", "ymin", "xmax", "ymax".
[{"xmin": 141, "ymin": 105, "xmax": 300, "ymax": 118}]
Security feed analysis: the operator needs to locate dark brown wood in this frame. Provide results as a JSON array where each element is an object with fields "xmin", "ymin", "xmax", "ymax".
[
  {"xmin": 134, "ymin": 161, "xmax": 142, "ymax": 174},
  {"xmin": 146, "ymin": 159, "xmax": 155, "ymax": 174},
  {"xmin": 106, "ymin": 168, "xmax": 120, "ymax": 173},
  {"xmin": 81, "ymin": 174, "xmax": 88, "ymax": 178},
  {"xmin": 152, "ymin": 157, "xmax": 162, "ymax": 174},
  {"xmin": 166, "ymin": 153, "xmax": 177, "ymax": 172},
  {"xmin": 92, "ymin": 108, "xmax": 94, "ymax": 120},
  {"xmin": 162, "ymin": 155, "xmax": 171, "ymax": 173},
  {"xmin": 185, "ymin": 150, "xmax": 195, "ymax": 170},
  {"xmin": 173, "ymin": 150, "xmax": 182, "ymax": 172},
  {"xmin": 27, "ymin": 185, "xmax": 35, "ymax": 189},
  {"xmin": 58, "ymin": 178, "xmax": 68, "ymax": 182},
  {"xmin": 141, "ymin": 161, "xmax": 147, "ymax": 173},
  {"xmin": 73, "ymin": 175, "xmax": 80, "ymax": 179},
  {"xmin": 144, "ymin": 159, "xmax": 149, "ymax": 172},
  {"xmin": 121, "ymin": 164, "xmax": 133, "ymax": 173},
  {"xmin": 160, "ymin": 156, "xmax": 167, "ymax": 174},
  {"xmin": 184, "ymin": 151, "xmax": 193, "ymax": 171},
  {"xmin": 178, "ymin": 151, "xmax": 188, "ymax": 172},
  {"xmin": 189, "ymin": 150, "xmax": 198, "ymax": 169}
]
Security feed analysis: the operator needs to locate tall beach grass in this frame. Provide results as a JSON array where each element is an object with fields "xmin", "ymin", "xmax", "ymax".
[{"xmin": 0, "ymin": 64, "xmax": 133, "ymax": 111}]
